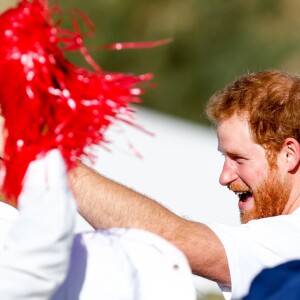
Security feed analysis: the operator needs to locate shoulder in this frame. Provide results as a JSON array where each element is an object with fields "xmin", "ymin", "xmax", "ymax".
[
  {"xmin": 207, "ymin": 215, "xmax": 300, "ymax": 299},
  {"xmin": 208, "ymin": 214, "xmax": 300, "ymax": 257}
]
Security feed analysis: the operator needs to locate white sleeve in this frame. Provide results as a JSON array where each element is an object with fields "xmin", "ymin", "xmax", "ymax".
[
  {"xmin": 207, "ymin": 214, "xmax": 300, "ymax": 300},
  {"xmin": 0, "ymin": 150, "xmax": 76, "ymax": 300},
  {"xmin": 0, "ymin": 202, "xmax": 18, "ymax": 245}
]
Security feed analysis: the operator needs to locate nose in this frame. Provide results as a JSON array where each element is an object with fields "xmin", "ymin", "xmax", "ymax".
[{"xmin": 219, "ymin": 158, "xmax": 238, "ymax": 186}]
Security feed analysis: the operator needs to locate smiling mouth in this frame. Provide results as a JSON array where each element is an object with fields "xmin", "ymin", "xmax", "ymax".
[{"xmin": 235, "ymin": 191, "xmax": 253, "ymax": 201}]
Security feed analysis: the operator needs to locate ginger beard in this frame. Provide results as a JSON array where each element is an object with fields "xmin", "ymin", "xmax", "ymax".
[{"xmin": 229, "ymin": 168, "xmax": 292, "ymax": 224}]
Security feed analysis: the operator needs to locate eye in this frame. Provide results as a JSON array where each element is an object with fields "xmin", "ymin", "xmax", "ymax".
[{"xmin": 234, "ymin": 156, "xmax": 246, "ymax": 164}]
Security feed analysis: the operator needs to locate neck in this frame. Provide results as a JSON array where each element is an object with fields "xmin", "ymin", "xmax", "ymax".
[{"xmin": 282, "ymin": 187, "xmax": 300, "ymax": 214}]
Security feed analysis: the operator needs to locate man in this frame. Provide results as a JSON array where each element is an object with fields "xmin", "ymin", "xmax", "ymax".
[{"xmin": 69, "ymin": 69, "xmax": 300, "ymax": 299}]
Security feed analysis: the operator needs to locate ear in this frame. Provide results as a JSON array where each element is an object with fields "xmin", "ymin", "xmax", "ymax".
[{"xmin": 279, "ymin": 138, "xmax": 300, "ymax": 172}]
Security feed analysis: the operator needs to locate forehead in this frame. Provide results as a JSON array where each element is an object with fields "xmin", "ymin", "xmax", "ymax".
[{"xmin": 216, "ymin": 114, "xmax": 263, "ymax": 154}]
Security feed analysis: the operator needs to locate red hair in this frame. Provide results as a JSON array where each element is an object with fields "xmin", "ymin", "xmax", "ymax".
[{"xmin": 206, "ymin": 70, "xmax": 300, "ymax": 162}]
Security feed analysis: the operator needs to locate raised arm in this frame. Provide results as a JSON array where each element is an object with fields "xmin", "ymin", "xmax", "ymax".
[{"xmin": 68, "ymin": 162, "xmax": 231, "ymax": 286}]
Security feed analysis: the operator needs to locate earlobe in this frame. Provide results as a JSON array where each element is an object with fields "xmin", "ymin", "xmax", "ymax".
[{"xmin": 282, "ymin": 138, "xmax": 300, "ymax": 172}]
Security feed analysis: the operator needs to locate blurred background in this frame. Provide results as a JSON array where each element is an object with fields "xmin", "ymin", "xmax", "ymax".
[
  {"xmin": 2, "ymin": 0, "xmax": 300, "ymax": 125},
  {"xmin": 2, "ymin": 0, "xmax": 300, "ymax": 299}
]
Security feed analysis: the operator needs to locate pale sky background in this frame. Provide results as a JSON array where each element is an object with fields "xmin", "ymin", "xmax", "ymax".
[{"xmin": 89, "ymin": 107, "xmax": 240, "ymax": 226}]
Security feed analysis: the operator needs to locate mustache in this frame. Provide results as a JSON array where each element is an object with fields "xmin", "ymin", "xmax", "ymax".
[{"xmin": 227, "ymin": 182, "xmax": 251, "ymax": 193}]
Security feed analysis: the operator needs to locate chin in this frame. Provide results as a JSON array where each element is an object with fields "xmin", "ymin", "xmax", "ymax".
[{"xmin": 240, "ymin": 210, "xmax": 256, "ymax": 224}]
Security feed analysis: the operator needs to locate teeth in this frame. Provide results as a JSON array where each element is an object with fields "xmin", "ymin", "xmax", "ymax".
[
  {"xmin": 235, "ymin": 191, "xmax": 252, "ymax": 202},
  {"xmin": 235, "ymin": 192, "xmax": 246, "ymax": 196}
]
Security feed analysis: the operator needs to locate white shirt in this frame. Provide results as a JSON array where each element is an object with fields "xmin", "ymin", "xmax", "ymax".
[{"xmin": 208, "ymin": 208, "xmax": 300, "ymax": 300}]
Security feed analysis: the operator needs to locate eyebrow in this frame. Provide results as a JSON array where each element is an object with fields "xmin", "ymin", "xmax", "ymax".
[{"xmin": 217, "ymin": 146, "xmax": 247, "ymax": 158}]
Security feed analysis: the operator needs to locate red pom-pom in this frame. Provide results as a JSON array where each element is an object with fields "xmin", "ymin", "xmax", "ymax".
[{"xmin": 0, "ymin": 0, "xmax": 154, "ymax": 203}]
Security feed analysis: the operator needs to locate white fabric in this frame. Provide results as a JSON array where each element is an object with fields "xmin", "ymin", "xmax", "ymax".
[
  {"xmin": 0, "ymin": 150, "xmax": 77, "ymax": 299},
  {"xmin": 207, "ymin": 207, "xmax": 300, "ymax": 300},
  {"xmin": 0, "ymin": 152, "xmax": 196, "ymax": 299},
  {"xmin": 0, "ymin": 201, "xmax": 18, "ymax": 245},
  {"xmin": 51, "ymin": 228, "xmax": 196, "ymax": 300}
]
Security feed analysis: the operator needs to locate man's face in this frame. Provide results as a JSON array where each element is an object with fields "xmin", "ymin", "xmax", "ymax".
[{"xmin": 217, "ymin": 114, "xmax": 291, "ymax": 224}]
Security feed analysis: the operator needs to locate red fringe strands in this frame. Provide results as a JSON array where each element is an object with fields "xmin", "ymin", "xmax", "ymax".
[{"xmin": 0, "ymin": 0, "xmax": 170, "ymax": 204}]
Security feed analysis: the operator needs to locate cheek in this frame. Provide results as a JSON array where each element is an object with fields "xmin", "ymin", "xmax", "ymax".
[{"xmin": 238, "ymin": 164, "xmax": 268, "ymax": 187}]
